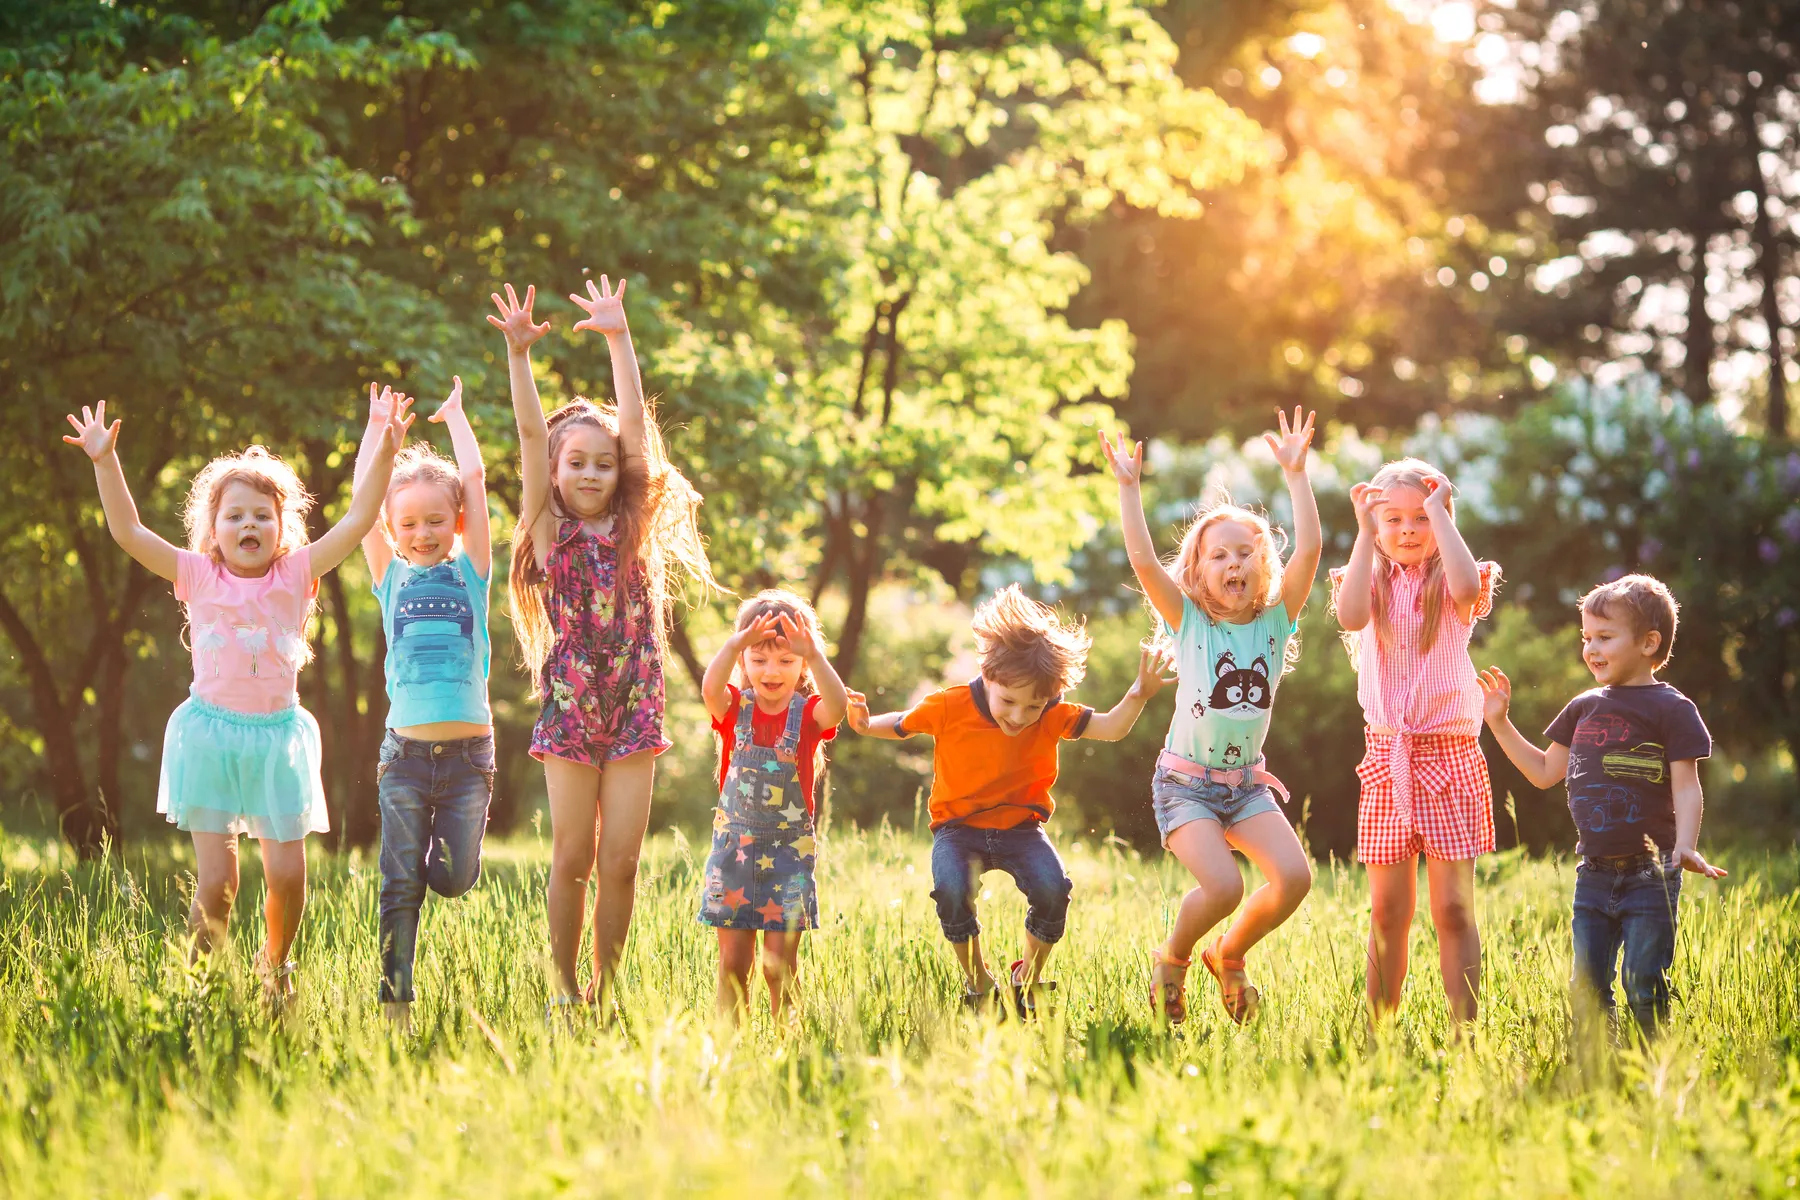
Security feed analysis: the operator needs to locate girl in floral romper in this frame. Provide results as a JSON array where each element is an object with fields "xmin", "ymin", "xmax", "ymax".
[
  {"xmin": 491, "ymin": 278, "xmax": 717, "ymax": 1017},
  {"xmin": 698, "ymin": 591, "xmax": 848, "ymax": 1025}
]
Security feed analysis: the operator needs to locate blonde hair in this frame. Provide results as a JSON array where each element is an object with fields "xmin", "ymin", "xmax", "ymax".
[
  {"xmin": 1581, "ymin": 574, "xmax": 1679, "ymax": 667},
  {"xmin": 729, "ymin": 590, "xmax": 826, "ymax": 695},
  {"xmin": 1329, "ymin": 457, "xmax": 1498, "ymax": 658},
  {"xmin": 971, "ymin": 584, "xmax": 1091, "ymax": 697},
  {"xmin": 181, "ymin": 445, "xmax": 316, "ymax": 665},
  {"xmin": 509, "ymin": 397, "xmax": 718, "ymax": 691},
  {"xmin": 384, "ymin": 442, "xmax": 464, "ymax": 532},
  {"xmin": 1168, "ymin": 500, "xmax": 1287, "ymax": 624}
]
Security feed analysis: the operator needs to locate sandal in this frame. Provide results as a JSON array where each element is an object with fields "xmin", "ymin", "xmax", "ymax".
[
  {"xmin": 1149, "ymin": 947, "xmax": 1190, "ymax": 1024},
  {"xmin": 258, "ymin": 958, "xmax": 298, "ymax": 1017},
  {"xmin": 961, "ymin": 982, "xmax": 1006, "ymax": 1019},
  {"xmin": 1199, "ymin": 937, "xmax": 1261, "ymax": 1024},
  {"xmin": 1010, "ymin": 959, "xmax": 1056, "ymax": 1020}
]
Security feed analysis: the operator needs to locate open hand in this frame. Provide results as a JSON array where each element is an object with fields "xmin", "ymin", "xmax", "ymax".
[
  {"xmin": 1133, "ymin": 643, "xmax": 1178, "ymax": 698},
  {"xmin": 845, "ymin": 689, "xmax": 872, "ymax": 735},
  {"xmin": 1476, "ymin": 667, "xmax": 1511, "ymax": 724},
  {"xmin": 775, "ymin": 613, "xmax": 822, "ymax": 661},
  {"xmin": 570, "ymin": 275, "xmax": 629, "ymax": 337},
  {"xmin": 1262, "ymin": 406, "xmax": 1316, "ymax": 473},
  {"xmin": 1349, "ymin": 481, "xmax": 1386, "ymax": 534},
  {"xmin": 1673, "ymin": 846, "xmax": 1727, "ymax": 879},
  {"xmin": 368, "ymin": 383, "xmax": 416, "ymax": 447},
  {"xmin": 63, "ymin": 403, "xmax": 121, "ymax": 461},
  {"xmin": 429, "ymin": 376, "xmax": 465, "ymax": 426},
  {"xmin": 733, "ymin": 610, "xmax": 783, "ymax": 651},
  {"xmin": 1097, "ymin": 430, "xmax": 1145, "ymax": 487},
  {"xmin": 487, "ymin": 283, "xmax": 551, "ymax": 354}
]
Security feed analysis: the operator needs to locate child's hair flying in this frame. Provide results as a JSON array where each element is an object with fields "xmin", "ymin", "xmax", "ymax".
[
  {"xmin": 509, "ymin": 396, "xmax": 717, "ymax": 689},
  {"xmin": 971, "ymin": 585, "xmax": 1091, "ymax": 698},
  {"xmin": 1581, "ymin": 574, "xmax": 1680, "ymax": 666},
  {"xmin": 1167, "ymin": 497, "xmax": 1287, "ymax": 624},
  {"xmin": 181, "ymin": 445, "xmax": 316, "ymax": 663},
  {"xmin": 385, "ymin": 442, "xmax": 465, "ymax": 526},
  {"xmin": 730, "ymin": 590, "xmax": 826, "ymax": 695}
]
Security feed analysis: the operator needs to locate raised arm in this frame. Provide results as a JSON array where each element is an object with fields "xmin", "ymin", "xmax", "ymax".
[
  {"xmin": 352, "ymin": 383, "xmax": 414, "ymax": 586},
  {"xmin": 63, "ymin": 404, "xmax": 181, "ymax": 582},
  {"xmin": 777, "ymin": 614, "xmax": 850, "ymax": 730},
  {"xmin": 1263, "ymin": 407, "xmax": 1320, "ymax": 622},
  {"xmin": 1476, "ymin": 668, "xmax": 1569, "ymax": 789},
  {"xmin": 1423, "ymin": 474, "xmax": 1482, "ymax": 621},
  {"xmin": 311, "ymin": 410, "xmax": 408, "ymax": 579},
  {"xmin": 844, "ymin": 691, "xmax": 912, "ymax": 740},
  {"xmin": 487, "ymin": 283, "xmax": 554, "ymax": 567},
  {"xmin": 428, "ymin": 375, "xmax": 490, "ymax": 578},
  {"xmin": 1098, "ymin": 431, "xmax": 1186, "ymax": 631},
  {"xmin": 1081, "ymin": 644, "xmax": 1176, "ymax": 742},
  {"xmin": 570, "ymin": 275, "xmax": 645, "ymax": 469},
  {"xmin": 701, "ymin": 611, "xmax": 781, "ymax": 721},
  {"xmin": 1670, "ymin": 760, "xmax": 1726, "ymax": 878},
  {"xmin": 1334, "ymin": 483, "xmax": 1385, "ymax": 632}
]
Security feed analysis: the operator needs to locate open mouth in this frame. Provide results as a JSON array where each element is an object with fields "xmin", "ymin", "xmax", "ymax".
[
  {"xmin": 1224, "ymin": 578, "xmax": 1246, "ymax": 597},
  {"xmin": 238, "ymin": 535, "xmax": 262, "ymax": 553}
]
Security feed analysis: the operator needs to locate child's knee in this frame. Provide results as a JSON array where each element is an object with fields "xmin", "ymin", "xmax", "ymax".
[
  {"xmin": 1371, "ymin": 890, "xmax": 1414, "ymax": 932},
  {"xmin": 1277, "ymin": 859, "xmax": 1314, "ymax": 906},
  {"xmin": 1199, "ymin": 872, "xmax": 1246, "ymax": 913},
  {"xmin": 930, "ymin": 879, "xmax": 980, "ymax": 943},
  {"xmin": 550, "ymin": 838, "xmax": 596, "ymax": 885},
  {"xmin": 718, "ymin": 940, "xmax": 757, "ymax": 979},
  {"xmin": 1021, "ymin": 871, "xmax": 1073, "ymax": 943},
  {"xmin": 596, "ymin": 843, "xmax": 642, "ymax": 883},
  {"xmin": 428, "ymin": 852, "xmax": 482, "ymax": 899},
  {"xmin": 1430, "ymin": 894, "xmax": 1476, "ymax": 936}
]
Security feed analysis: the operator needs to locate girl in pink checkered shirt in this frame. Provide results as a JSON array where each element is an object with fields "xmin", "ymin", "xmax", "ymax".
[{"xmin": 1330, "ymin": 457, "xmax": 1501, "ymax": 1027}]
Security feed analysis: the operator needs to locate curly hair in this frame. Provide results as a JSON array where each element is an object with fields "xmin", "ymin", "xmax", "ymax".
[
  {"xmin": 181, "ymin": 444, "xmax": 316, "ymax": 665},
  {"xmin": 970, "ymin": 584, "xmax": 1091, "ymax": 697}
]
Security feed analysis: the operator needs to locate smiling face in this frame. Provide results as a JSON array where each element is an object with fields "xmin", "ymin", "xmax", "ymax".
[
  {"xmin": 1373, "ymin": 484, "xmax": 1439, "ymax": 568},
  {"xmin": 982, "ymin": 675, "xmax": 1055, "ymax": 737},
  {"xmin": 742, "ymin": 637, "xmax": 807, "ymax": 711},
  {"xmin": 554, "ymin": 423, "xmax": 621, "ymax": 521},
  {"xmin": 387, "ymin": 481, "xmax": 461, "ymax": 566},
  {"xmin": 1580, "ymin": 604, "xmax": 1661, "ymax": 687},
  {"xmin": 1197, "ymin": 519, "xmax": 1261, "ymax": 618},
  {"xmin": 213, "ymin": 480, "xmax": 281, "ymax": 576}
]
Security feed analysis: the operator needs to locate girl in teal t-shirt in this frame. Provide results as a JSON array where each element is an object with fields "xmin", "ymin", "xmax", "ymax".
[{"xmin": 1100, "ymin": 409, "xmax": 1322, "ymax": 1027}]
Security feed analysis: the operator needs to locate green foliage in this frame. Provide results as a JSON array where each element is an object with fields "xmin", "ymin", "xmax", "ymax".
[{"xmin": 0, "ymin": 829, "xmax": 1797, "ymax": 1193}]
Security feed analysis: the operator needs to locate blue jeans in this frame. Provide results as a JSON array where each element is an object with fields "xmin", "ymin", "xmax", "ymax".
[
  {"xmin": 377, "ymin": 732, "xmax": 494, "ymax": 1003},
  {"xmin": 1571, "ymin": 852, "xmax": 1683, "ymax": 1036},
  {"xmin": 929, "ymin": 821, "xmax": 1073, "ymax": 945}
]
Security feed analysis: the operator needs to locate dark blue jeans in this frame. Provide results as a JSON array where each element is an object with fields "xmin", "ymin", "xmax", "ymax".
[
  {"xmin": 377, "ymin": 732, "xmax": 494, "ymax": 1003},
  {"xmin": 1571, "ymin": 852, "xmax": 1683, "ymax": 1036},
  {"xmin": 929, "ymin": 821, "xmax": 1073, "ymax": 945}
]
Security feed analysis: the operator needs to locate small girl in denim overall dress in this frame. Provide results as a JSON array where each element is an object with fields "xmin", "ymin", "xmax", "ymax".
[{"xmin": 697, "ymin": 591, "xmax": 848, "ymax": 1024}]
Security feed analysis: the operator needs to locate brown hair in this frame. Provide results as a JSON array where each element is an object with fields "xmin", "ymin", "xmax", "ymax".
[
  {"xmin": 1168, "ymin": 499, "xmax": 1287, "ymax": 625},
  {"xmin": 1328, "ymin": 457, "xmax": 1501, "ymax": 659},
  {"xmin": 181, "ymin": 445, "xmax": 316, "ymax": 665},
  {"xmin": 729, "ymin": 589, "xmax": 826, "ymax": 695},
  {"xmin": 384, "ymin": 442, "xmax": 464, "ymax": 531},
  {"xmin": 1581, "ymin": 574, "xmax": 1679, "ymax": 667},
  {"xmin": 508, "ymin": 397, "xmax": 718, "ymax": 690},
  {"xmin": 971, "ymin": 584, "xmax": 1091, "ymax": 697}
]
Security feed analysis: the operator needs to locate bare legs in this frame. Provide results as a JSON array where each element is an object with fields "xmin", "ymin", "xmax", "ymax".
[
  {"xmin": 716, "ymin": 929, "xmax": 805, "ymax": 1024},
  {"xmin": 187, "ymin": 832, "xmax": 308, "ymax": 998},
  {"xmin": 544, "ymin": 749, "xmax": 656, "ymax": 1003},
  {"xmin": 1161, "ymin": 811, "xmax": 1313, "ymax": 970},
  {"xmin": 1366, "ymin": 855, "xmax": 1480, "ymax": 1024}
]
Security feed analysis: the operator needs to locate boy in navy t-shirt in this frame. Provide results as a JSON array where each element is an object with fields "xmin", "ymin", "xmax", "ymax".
[{"xmin": 1476, "ymin": 574, "xmax": 1725, "ymax": 1037}]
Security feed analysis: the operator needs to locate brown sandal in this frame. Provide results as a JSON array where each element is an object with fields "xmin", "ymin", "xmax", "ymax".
[
  {"xmin": 1200, "ymin": 937, "xmax": 1261, "ymax": 1024},
  {"xmin": 1149, "ymin": 948, "xmax": 1190, "ymax": 1024}
]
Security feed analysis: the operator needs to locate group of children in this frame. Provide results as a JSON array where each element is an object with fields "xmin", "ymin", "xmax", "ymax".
[{"xmin": 62, "ymin": 275, "xmax": 1724, "ymax": 1037}]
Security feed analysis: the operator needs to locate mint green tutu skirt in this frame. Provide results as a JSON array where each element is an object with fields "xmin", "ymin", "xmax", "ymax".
[{"xmin": 157, "ymin": 690, "xmax": 330, "ymax": 842}]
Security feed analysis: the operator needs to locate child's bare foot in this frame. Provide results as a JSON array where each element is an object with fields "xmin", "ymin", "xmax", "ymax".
[{"xmin": 1201, "ymin": 937, "xmax": 1260, "ymax": 1024}]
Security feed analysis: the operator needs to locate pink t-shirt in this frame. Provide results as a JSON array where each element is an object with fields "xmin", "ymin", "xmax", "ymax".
[
  {"xmin": 1330, "ymin": 559, "xmax": 1499, "ymax": 737},
  {"xmin": 177, "ymin": 547, "xmax": 316, "ymax": 714}
]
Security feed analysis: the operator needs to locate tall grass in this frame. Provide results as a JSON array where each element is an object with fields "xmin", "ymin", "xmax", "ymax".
[{"xmin": 1, "ymin": 826, "xmax": 1796, "ymax": 1196}]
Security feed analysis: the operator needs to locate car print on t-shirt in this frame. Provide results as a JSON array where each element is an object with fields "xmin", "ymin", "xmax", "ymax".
[{"xmin": 392, "ymin": 563, "xmax": 476, "ymax": 694}]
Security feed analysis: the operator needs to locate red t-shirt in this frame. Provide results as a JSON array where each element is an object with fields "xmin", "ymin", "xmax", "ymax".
[{"xmin": 711, "ymin": 685, "xmax": 839, "ymax": 813}]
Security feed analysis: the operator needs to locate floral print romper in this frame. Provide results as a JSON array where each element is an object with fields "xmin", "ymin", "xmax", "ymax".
[{"xmin": 529, "ymin": 517, "xmax": 670, "ymax": 766}]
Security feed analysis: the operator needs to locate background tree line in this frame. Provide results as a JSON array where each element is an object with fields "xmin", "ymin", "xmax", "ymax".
[{"xmin": 2, "ymin": 0, "xmax": 1794, "ymax": 858}]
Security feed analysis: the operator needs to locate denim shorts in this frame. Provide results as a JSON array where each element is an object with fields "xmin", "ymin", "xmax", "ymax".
[{"xmin": 1150, "ymin": 766, "xmax": 1281, "ymax": 846}]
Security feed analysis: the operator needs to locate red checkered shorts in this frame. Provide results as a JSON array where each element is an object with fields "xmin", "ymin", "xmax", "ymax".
[{"xmin": 1355, "ymin": 730, "xmax": 1494, "ymax": 866}]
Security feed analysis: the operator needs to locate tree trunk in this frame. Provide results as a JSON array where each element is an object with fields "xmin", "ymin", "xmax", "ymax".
[
  {"xmin": 1682, "ymin": 234, "xmax": 1716, "ymax": 405},
  {"xmin": 667, "ymin": 605, "xmax": 705, "ymax": 693},
  {"xmin": 0, "ymin": 587, "xmax": 110, "ymax": 854},
  {"xmin": 1740, "ymin": 90, "xmax": 1790, "ymax": 435},
  {"xmin": 833, "ymin": 493, "xmax": 885, "ymax": 679}
]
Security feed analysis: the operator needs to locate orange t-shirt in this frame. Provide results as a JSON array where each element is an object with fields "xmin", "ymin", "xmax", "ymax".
[{"xmin": 900, "ymin": 679, "xmax": 1093, "ymax": 830}]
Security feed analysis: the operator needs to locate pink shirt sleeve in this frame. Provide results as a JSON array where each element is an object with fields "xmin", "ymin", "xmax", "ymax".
[{"xmin": 174, "ymin": 549, "xmax": 208, "ymax": 604}]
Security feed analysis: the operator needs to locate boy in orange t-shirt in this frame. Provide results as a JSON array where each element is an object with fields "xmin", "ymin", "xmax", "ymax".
[{"xmin": 848, "ymin": 585, "xmax": 1171, "ymax": 1010}]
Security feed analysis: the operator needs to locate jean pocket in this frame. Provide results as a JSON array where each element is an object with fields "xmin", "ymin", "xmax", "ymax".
[{"xmin": 465, "ymin": 737, "xmax": 496, "ymax": 775}]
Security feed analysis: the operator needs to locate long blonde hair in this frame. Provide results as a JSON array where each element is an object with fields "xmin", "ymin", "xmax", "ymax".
[
  {"xmin": 1329, "ymin": 457, "xmax": 1493, "ymax": 658},
  {"xmin": 182, "ymin": 445, "xmax": 316, "ymax": 665},
  {"xmin": 1169, "ymin": 501, "xmax": 1286, "ymax": 618},
  {"xmin": 508, "ymin": 397, "xmax": 718, "ymax": 691}
]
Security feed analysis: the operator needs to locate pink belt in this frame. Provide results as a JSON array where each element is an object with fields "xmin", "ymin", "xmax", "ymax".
[{"xmin": 1156, "ymin": 748, "xmax": 1289, "ymax": 806}]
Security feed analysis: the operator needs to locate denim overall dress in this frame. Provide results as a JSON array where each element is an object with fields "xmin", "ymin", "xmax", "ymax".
[{"xmin": 698, "ymin": 694, "xmax": 819, "ymax": 932}]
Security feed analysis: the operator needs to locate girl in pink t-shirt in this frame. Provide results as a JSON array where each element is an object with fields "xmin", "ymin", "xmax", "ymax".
[
  {"xmin": 63, "ymin": 400, "xmax": 404, "ymax": 1007},
  {"xmin": 1330, "ymin": 457, "xmax": 1502, "ymax": 1027}
]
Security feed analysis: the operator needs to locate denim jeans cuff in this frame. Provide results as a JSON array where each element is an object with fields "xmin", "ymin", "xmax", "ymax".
[
  {"xmin": 1024, "ymin": 916, "xmax": 1067, "ymax": 945},
  {"xmin": 939, "ymin": 917, "xmax": 981, "ymax": 944}
]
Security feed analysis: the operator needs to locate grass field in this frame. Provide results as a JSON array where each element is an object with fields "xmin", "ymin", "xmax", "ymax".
[{"xmin": 1, "ymin": 824, "xmax": 1797, "ymax": 1197}]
